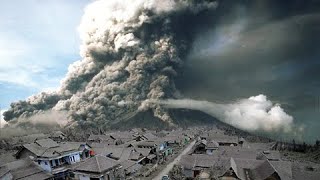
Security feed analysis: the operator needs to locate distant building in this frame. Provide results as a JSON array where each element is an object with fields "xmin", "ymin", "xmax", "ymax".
[{"xmin": 49, "ymin": 131, "xmax": 66, "ymax": 142}]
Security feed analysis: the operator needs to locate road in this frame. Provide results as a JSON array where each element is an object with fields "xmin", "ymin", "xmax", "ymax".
[{"xmin": 153, "ymin": 140, "xmax": 196, "ymax": 180}]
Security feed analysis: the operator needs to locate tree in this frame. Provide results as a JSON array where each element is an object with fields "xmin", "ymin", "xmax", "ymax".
[{"xmin": 169, "ymin": 165, "xmax": 184, "ymax": 180}]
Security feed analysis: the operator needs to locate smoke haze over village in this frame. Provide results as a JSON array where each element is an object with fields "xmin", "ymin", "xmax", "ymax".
[{"xmin": 1, "ymin": 0, "xmax": 320, "ymax": 142}]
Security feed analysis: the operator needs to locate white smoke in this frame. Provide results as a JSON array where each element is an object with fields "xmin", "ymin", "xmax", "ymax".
[
  {"xmin": 154, "ymin": 94, "xmax": 294, "ymax": 133},
  {"xmin": 7, "ymin": 110, "xmax": 69, "ymax": 128},
  {"xmin": 1, "ymin": 109, "xmax": 8, "ymax": 128}
]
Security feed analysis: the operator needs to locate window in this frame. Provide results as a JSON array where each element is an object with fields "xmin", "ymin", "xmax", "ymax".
[
  {"xmin": 38, "ymin": 160, "xmax": 41, "ymax": 165},
  {"xmin": 44, "ymin": 161, "xmax": 48, "ymax": 165},
  {"xmin": 72, "ymin": 156, "xmax": 75, "ymax": 162}
]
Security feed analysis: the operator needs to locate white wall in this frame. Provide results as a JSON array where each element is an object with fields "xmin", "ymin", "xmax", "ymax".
[
  {"xmin": 39, "ymin": 160, "xmax": 52, "ymax": 172},
  {"xmin": 68, "ymin": 153, "xmax": 81, "ymax": 164}
]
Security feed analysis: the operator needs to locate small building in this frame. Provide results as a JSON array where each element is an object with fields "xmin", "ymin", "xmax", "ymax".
[
  {"xmin": 73, "ymin": 155, "xmax": 122, "ymax": 180},
  {"xmin": 191, "ymin": 140, "xmax": 207, "ymax": 154}
]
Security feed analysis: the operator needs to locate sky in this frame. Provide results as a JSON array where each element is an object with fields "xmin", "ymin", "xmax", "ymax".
[{"xmin": 0, "ymin": 0, "xmax": 89, "ymax": 110}]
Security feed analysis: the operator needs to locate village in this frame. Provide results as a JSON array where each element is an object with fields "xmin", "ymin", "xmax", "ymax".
[{"xmin": 0, "ymin": 126, "xmax": 319, "ymax": 180}]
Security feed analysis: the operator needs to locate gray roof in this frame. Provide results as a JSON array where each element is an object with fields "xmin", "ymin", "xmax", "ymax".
[
  {"xmin": 4, "ymin": 158, "xmax": 53, "ymax": 180},
  {"xmin": 251, "ymin": 160, "xmax": 279, "ymax": 179},
  {"xmin": 0, "ymin": 166, "xmax": 10, "ymax": 178},
  {"xmin": 0, "ymin": 153, "xmax": 16, "ymax": 166},
  {"xmin": 135, "ymin": 148, "xmax": 152, "ymax": 157},
  {"xmin": 94, "ymin": 146, "xmax": 142, "ymax": 162},
  {"xmin": 142, "ymin": 132, "xmax": 158, "ymax": 140},
  {"xmin": 121, "ymin": 160, "xmax": 142, "ymax": 174},
  {"xmin": 270, "ymin": 161, "xmax": 292, "ymax": 180},
  {"xmin": 20, "ymin": 141, "xmax": 85, "ymax": 158},
  {"xmin": 35, "ymin": 138, "xmax": 59, "ymax": 148},
  {"xmin": 206, "ymin": 140, "xmax": 219, "ymax": 149},
  {"xmin": 180, "ymin": 154, "xmax": 292, "ymax": 180},
  {"xmin": 73, "ymin": 155, "xmax": 119, "ymax": 173},
  {"xmin": 88, "ymin": 135, "xmax": 113, "ymax": 141},
  {"xmin": 257, "ymin": 150, "xmax": 281, "ymax": 161},
  {"xmin": 50, "ymin": 131, "xmax": 66, "ymax": 138},
  {"xmin": 211, "ymin": 146, "xmax": 258, "ymax": 159}
]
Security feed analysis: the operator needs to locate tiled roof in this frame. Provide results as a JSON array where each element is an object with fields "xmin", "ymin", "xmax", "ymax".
[
  {"xmin": 0, "ymin": 166, "xmax": 10, "ymax": 178},
  {"xmin": 251, "ymin": 160, "xmax": 278, "ymax": 179},
  {"xmin": 73, "ymin": 155, "xmax": 119, "ymax": 173},
  {"xmin": 206, "ymin": 140, "xmax": 219, "ymax": 149},
  {"xmin": 21, "ymin": 141, "xmax": 85, "ymax": 158},
  {"xmin": 135, "ymin": 148, "xmax": 152, "ymax": 157},
  {"xmin": 4, "ymin": 158, "xmax": 53, "ymax": 180},
  {"xmin": 35, "ymin": 138, "xmax": 59, "ymax": 148}
]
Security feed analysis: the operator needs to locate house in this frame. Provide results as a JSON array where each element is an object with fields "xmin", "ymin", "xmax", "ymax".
[
  {"xmin": 214, "ymin": 136, "xmax": 239, "ymax": 146},
  {"xmin": 191, "ymin": 139, "xmax": 207, "ymax": 154},
  {"xmin": 10, "ymin": 133, "xmax": 49, "ymax": 148},
  {"xmin": 120, "ymin": 160, "xmax": 143, "ymax": 177},
  {"xmin": 73, "ymin": 155, "xmax": 122, "ymax": 180},
  {"xmin": 180, "ymin": 154, "xmax": 292, "ymax": 180},
  {"xmin": 15, "ymin": 139, "xmax": 92, "ymax": 179},
  {"xmin": 0, "ymin": 158, "xmax": 53, "ymax": 180},
  {"xmin": 88, "ymin": 135, "xmax": 116, "ymax": 145},
  {"xmin": 206, "ymin": 140, "xmax": 219, "ymax": 155},
  {"xmin": 108, "ymin": 132, "xmax": 137, "ymax": 144},
  {"xmin": 93, "ymin": 146, "xmax": 147, "ymax": 164}
]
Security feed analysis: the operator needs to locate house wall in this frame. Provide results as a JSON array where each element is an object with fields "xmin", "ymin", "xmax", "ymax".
[
  {"xmin": 65, "ymin": 153, "xmax": 81, "ymax": 164},
  {"xmin": 39, "ymin": 160, "xmax": 52, "ymax": 172},
  {"xmin": 206, "ymin": 149, "xmax": 216, "ymax": 155}
]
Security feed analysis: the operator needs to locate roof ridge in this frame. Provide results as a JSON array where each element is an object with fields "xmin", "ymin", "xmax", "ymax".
[
  {"xmin": 96, "ymin": 156, "xmax": 101, "ymax": 172},
  {"xmin": 266, "ymin": 159, "xmax": 278, "ymax": 173}
]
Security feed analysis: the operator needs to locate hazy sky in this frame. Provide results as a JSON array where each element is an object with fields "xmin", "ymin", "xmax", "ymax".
[{"xmin": 0, "ymin": 0, "xmax": 89, "ymax": 109}]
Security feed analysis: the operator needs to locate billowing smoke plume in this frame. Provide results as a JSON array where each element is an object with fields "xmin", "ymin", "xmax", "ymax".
[
  {"xmin": 0, "ymin": 110, "xmax": 69, "ymax": 138},
  {"xmin": 4, "ymin": 0, "xmax": 219, "ymax": 127},
  {"xmin": 149, "ymin": 95, "xmax": 294, "ymax": 133}
]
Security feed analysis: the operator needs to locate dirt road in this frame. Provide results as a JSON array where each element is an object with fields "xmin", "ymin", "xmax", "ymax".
[{"xmin": 153, "ymin": 140, "xmax": 196, "ymax": 180}]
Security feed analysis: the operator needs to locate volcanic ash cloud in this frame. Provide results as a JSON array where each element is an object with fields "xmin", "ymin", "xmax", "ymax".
[
  {"xmin": 3, "ymin": 0, "xmax": 218, "ymax": 127},
  {"xmin": 154, "ymin": 94, "xmax": 294, "ymax": 133}
]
